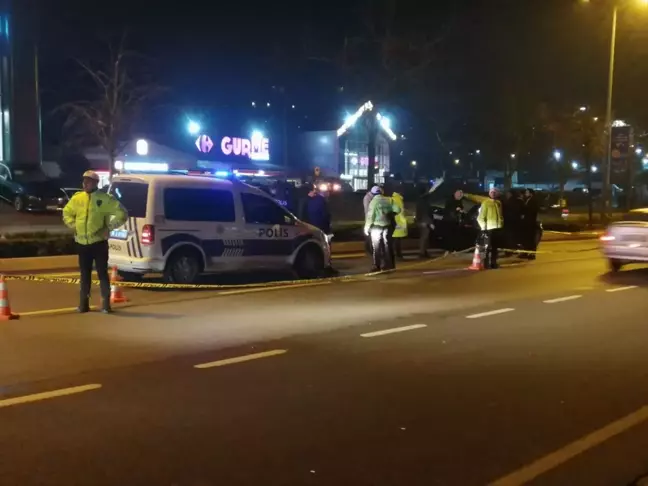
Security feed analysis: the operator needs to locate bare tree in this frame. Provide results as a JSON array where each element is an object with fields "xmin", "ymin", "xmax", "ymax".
[{"xmin": 59, "ymin": 36, "xmax": 164, "ymax": 176}]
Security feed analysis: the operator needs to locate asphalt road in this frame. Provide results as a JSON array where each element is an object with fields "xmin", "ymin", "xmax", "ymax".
[
  {"xmin": 1, "ymin": 239, "xmax": 648, "ymax": 485},
  {"xmin": 2, "ymin": 239, "xmax": 595, "ymax": 315}
]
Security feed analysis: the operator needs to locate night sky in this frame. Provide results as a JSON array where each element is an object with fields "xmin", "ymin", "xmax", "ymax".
[{"xmin": 33, "ymin": 0, "xmax": 648, "ymax": 174}]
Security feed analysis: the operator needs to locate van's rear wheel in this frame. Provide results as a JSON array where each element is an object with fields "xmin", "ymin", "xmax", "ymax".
[
  {"xmin": 164, "ymin": 249, "xmax": 203, "ymax": 284},
  {"xmin": 294, "ymin": 246, "xmax": 325, "ymax": 279}
]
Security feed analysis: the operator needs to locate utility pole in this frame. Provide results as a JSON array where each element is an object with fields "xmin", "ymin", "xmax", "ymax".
[
  {"xmin": 366, "ymin": 114, "xmax": 377, "ymax": 188},
  {"xmin": 602, "ymin": 5, "xmax": 618, "ymax": 223}
]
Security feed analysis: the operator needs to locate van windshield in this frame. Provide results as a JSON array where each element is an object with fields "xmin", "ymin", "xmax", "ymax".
[{"xmin": 109, "ymin": 181, "xmax": 148, "ymax": 218}]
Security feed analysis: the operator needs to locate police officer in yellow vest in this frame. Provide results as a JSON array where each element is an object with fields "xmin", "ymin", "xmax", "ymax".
[
  {"xmin": 63, "ymin": 171, "xmax": 128, "ymax": 313},
  {"xmin": 391, "ymin": 190, "xmax": 408, "ymax": 259},
  {"xmin": 477, "ymin": 188, "xmax": 504, "ymax": 269}
]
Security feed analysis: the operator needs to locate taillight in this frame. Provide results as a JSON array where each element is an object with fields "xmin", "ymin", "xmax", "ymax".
[{"xmin": 141, "ymin": 224, "xmax": 155, "ymax": 245}]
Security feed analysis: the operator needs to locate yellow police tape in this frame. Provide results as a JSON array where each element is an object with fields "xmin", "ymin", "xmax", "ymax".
[
  {"xmin": 2, "ymin": 252, "xmax": 453, "ymax": 290},
  {"xmin": 2, "ymin": 244, "xmax": 598, "ymax": 290}
]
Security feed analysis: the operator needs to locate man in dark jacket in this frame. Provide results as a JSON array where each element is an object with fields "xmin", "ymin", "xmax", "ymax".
[
  {"xmin": 503, "ymin": 189, "xmax": 524, "ymax": 252},
  {"xmin": 304, "ymin": 185, "xmax": 332, "ymax": 234},
  {"xmin": 521, "ymin": 188, "xmax": 539, "ymax": 259},
  {"xmin": 443, "ymin": 189, "xmax": 465, "ymax": 252}
]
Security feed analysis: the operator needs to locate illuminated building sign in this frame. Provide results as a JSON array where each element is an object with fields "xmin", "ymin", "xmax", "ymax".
[
  {"xmin": 195, "ymin": 135, "xmax": 214, "ymax": 153},
  {"xmin": 220, "ymin": 131, "xmax": 270, "ymax": 161},
  {"xmin": 195, "ymin": 132, "xmax": 270, "ymax": 161}
]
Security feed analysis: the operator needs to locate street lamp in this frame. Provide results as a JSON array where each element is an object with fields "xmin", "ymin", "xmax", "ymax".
[
  {"xmin": 592, "ymin": 165, "xmax": 598, "ymax": 172},
  {"xmin": 410, "ymin": 160, "xmax": 417, "ymax": 167},
  {"xmin": 635, "ymin": 147, "xmax": 643, "ymax": 156},
  {"xmin": 553, "ymin": 150, "xmax": 562, "ymax": 161},
  {"xmin": 476, "ymin": 149, "xmax": 481, "ymax": 155},
  {"xmin": 510, "ymin": 153, "xmax": 516, "ymax": 159},
  {"xmin": 454, "ymin": 159, "xmax": 460, "ymax": 165},
  {"xmin": 571, "ymin": 161, "xmax": 579, "ymax": 170},
  {"xmin": 187, "ymin": 120, "xmax": 201, "ymax": 135}
]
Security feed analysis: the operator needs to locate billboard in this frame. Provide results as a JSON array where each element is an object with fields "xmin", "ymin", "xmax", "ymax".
[
  {"xmin": 611, "ymin": 125, "xmax": 633, "ymax": 178},
  {"xmin": 193, "ymin": 131, "xmax": 270, "ymax": 163}
]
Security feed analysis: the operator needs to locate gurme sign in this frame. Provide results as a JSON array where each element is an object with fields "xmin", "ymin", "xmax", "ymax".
[{"xmin": 196, "ymin": 132, "xmax": 269, "ymax": 161}]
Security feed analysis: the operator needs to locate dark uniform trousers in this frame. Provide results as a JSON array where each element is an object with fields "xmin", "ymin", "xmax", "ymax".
[
  {"xmin": 481, "ymin": 229, "xmax": 501, "ymax": 269},
  {"xmin": 78, "ymin": 240, "xmax": 111, "ymax": 308},
  {"xmin": 370, "ymin": 226, "xmax": 394, "ymax": 271}
]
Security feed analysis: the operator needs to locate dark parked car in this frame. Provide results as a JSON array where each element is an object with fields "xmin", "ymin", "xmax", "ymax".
[
  {"xmin": 427, "ymin": 197, "xmax": 543, "ymax": 252},
  {"xmin": 0, "ymin": 163, "xmax": 75, "ymax": 212}
]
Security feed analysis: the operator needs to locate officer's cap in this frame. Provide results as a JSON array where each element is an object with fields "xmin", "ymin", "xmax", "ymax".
[{"xmin": 82, "ymin": 170, "xmax": 100, "ymax": 181}]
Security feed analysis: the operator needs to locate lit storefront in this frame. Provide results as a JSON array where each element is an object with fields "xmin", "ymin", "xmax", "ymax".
[
  {"xmin": 336, "ymin": 101, "xmax": 396, "ymax": 192},
  {"xmin": 342, "ymin": 134, "xmax": 390, "ymax": 191}
]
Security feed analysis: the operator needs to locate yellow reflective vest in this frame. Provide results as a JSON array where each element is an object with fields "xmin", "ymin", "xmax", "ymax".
[
  {"xmin": 63, "ymin": 190, "xmax": 128, "ymax": 245},
  {"xmin": 477, "ymin": 197, "xmax": 503, "ymax": 231},
  {"xmin": 391, "ymin": 192, "xmax": 408, "ymax": 238}
]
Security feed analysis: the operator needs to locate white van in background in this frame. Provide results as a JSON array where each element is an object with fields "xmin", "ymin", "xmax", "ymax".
[{"xmin": 107, "ymin": 173, "xmax": 331, "ymax": 283}]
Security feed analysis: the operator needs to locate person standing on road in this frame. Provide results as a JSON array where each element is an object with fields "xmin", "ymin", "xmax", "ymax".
[
  {"xmin": 363, "ymin": 185, "xmax": 382, "ymax": 255},
  {"xmin": 444, "ymin": 189, "xmax": 465, "ymax": 252},
  {"xmin": 503, "ymin": 189, "xmax": 524, "ymax": 253},
  {"xmin": 364, "ymin": 189, "xmax": 401, "ymax": 272},
  {"xmin": 414, "ymin": 177, "xmax": 445, "ymax": 259},
  {"xmin": 477, "ymin": 187, "xmax": 504, "ymax": 269},
  {"xmin": 63, "ymin": 171, "xmax": 128, "ymax": 313},
  {"xmin": 391, "ymin": 187, "xmax": 408, "ymax": 260},
  {"xmin": 415, "ymin": 185, "xmax": 433, "ymax": 258},
  {"xmin": 304, "ymin": 184, "xmax": 337, "ymax": 274},
  {"xmin": 522, "ymin": 188, "xmax": 539, "ymax": 260}
]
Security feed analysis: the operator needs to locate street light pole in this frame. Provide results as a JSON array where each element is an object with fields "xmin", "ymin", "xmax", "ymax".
[{"xmin": 603, "ymin": 5, "xmax": 618, "ymax": 222}]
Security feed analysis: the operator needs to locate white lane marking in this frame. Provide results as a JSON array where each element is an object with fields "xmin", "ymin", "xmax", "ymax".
[
  {"xmin": 466, "ymin": 308, "xmax": 515, "ymax": 319},
  {"xmin": 606, "ymin": 285, "xmax": 638, "ymax": 293},
  {"xmin": 543, "ymin": 295, "xmax": 582, "ymax": 304},
  {"xmin": 0, "ymin": 384, "xmax": 102, "ymax": 409},
  {"xmin": 489, "ymin": 405, "xmax": 648, "ymax": 486},
  {"xmin": 194, "ymin": 349, "xmax": 287, "ymax": 369},
  {"xmin": 360, "ymin": 324, "xmax": 427, "ymax": 338}
]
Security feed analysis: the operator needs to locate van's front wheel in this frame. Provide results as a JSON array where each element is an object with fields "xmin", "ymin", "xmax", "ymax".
[
  {"xmin": 164, "ymin": 249, "xmax": 203, "ymax": 284},
  {"xmin": 293, "ymin": 246, "xmax": 325, "ymax": 279}
]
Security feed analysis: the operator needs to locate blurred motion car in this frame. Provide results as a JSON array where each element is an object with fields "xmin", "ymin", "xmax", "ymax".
[
  {"xmin": 600, "ymin": 208, "xmax": 648, "ymax": 272},
  {"xmin": 0, "ymin": 163, "xmax": 75, "ymax": 212}
]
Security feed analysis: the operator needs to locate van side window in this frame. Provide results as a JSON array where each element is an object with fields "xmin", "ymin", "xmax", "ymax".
[
  {"xmin": 164, "ymin": 188, "xmax": 236, "ymax": 222},
  {"xmin": 241, "ymin": 192, "xmax": 293, "ymax": 225}
]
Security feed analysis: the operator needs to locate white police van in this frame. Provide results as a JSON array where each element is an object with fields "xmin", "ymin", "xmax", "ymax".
[{"xmin": 107, "ymin": 173, "xmax": 331, "ymax": 283}]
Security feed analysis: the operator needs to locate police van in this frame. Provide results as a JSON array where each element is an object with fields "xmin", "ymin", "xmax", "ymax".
[{"xmin": 106, "ymin": 173, "xmax": 331, "ymax": 283}]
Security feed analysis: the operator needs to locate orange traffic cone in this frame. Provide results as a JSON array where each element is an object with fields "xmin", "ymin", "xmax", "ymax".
[
  {"xmin": 110, "ymin": 267, "xmax": 129, "ymax": 304},
  {"xmin": 468, "ymin": 246, "xmax": 484, "ymax": 271},
  {"xmin": 0, "ymin": 275, "xmax": 18, "ymax": 320}
]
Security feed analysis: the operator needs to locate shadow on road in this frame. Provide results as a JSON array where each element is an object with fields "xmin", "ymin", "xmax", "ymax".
[
  {"xmin": 598, "ymin": 266, "xmax": 648, "ymax": 287},
  {"xmin": 108, "ymin": 311, "xmax": 183, "ymax": 320}
]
